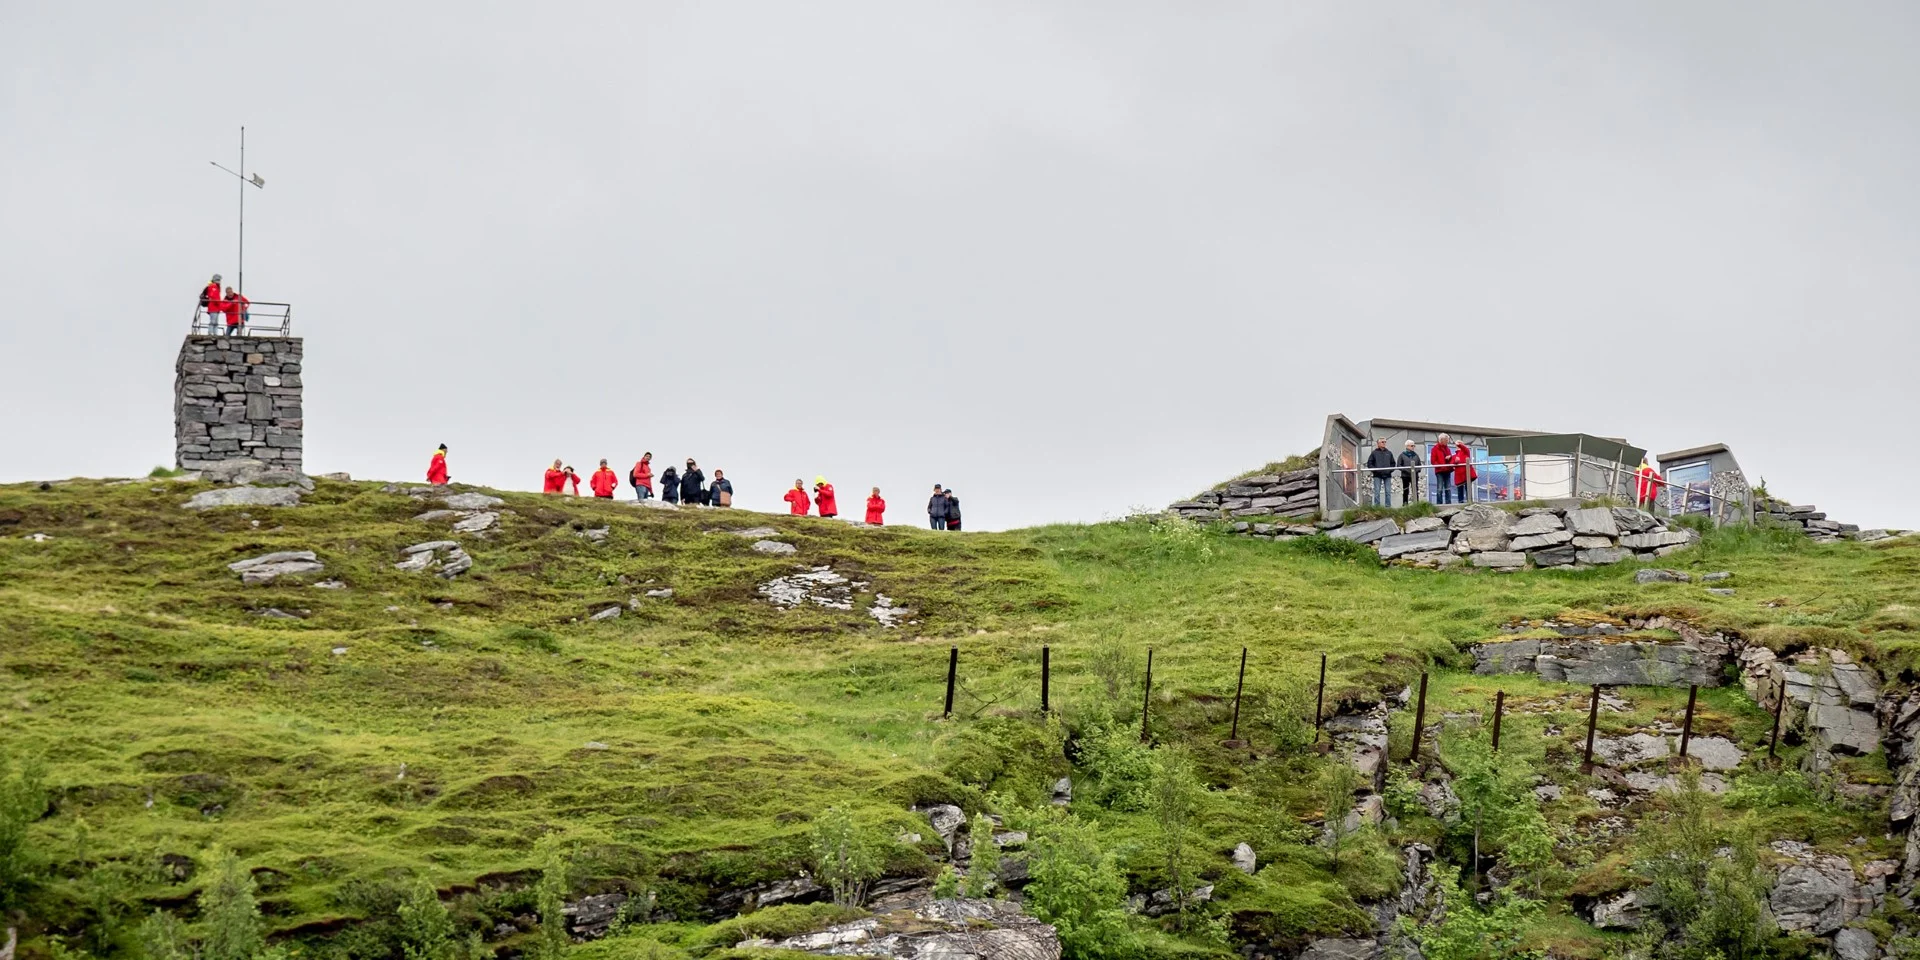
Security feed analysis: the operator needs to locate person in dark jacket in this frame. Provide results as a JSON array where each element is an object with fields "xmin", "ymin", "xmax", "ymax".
[
  {"xmin": 709, "ymin": 470, "xmax": 734, "ymax": 508},
  {"xmin": 944, "ymin": 490, "xmax": 962, "ymax": 531},
  {"xmin": 1395, "ymin": 441, "xmax": 1422, "ymax": 507},
  {"xmin": 660, "ymin": 465, "xmax": 681, "ymax": 505},
  {"xmin": 681, "ymin": 459, "xmax": 706, "ymax": 506},
  {"xmin": 927, "ymin": 484, "xmax": 948, "ymax": 530},
  {"xmin": 1365, "ymin": 439, "xmax": 1397, "ymax": 507}
]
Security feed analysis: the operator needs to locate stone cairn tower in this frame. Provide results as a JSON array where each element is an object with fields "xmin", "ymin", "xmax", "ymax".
[{"xmin": 173, "ymin": 334, "xmax": 304, "ymax": 472}]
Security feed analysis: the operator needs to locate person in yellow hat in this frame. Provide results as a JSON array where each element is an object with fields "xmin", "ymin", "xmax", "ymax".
[{"xmin": 813, "ymin": 475, "xmax": 839, "ymax": 519}]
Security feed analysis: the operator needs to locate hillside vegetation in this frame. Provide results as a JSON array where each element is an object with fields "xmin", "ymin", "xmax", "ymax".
[{"xmin": 3, "ymin": 476, "xmax": 1919, "ymax": 959}]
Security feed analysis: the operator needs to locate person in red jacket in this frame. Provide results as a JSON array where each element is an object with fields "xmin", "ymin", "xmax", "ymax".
[
  {"xmin": 1427, "ymin": 434, "xmax": 1455, "ymax": 504},
  {"xmin": 563, "ymin": 466, "xmax": 582, "ymax": 495},
  {"xmin": 218, "ymin": 286, "xmax": 246, "ymax": 334},
  {"xmin": 629, "ymin": 452, "xmax": 653, "ymax": 501},
  {"xmin": 198, "ymin": 274, "xmax": 224, "ymax": 333},
  {"xmin": 865, "ymin": 487, "xmax": 885, "ymax": 526},
  {"xmin": 814, "ymin": 476, "xmax": 838, "ymax": 519},
  {"xmin": 590, "ymin": 459, "xmax": 619, "ymax": 498},
  {"xmin": 426, "ymin": 444, "xmax": 450, "ymax": 485},
  {"xmin": 784, "ymin": 479, "xmax": 811, "ymax": 516},
  {"xmin": 1635, "ymin": 459, "xmax": 1663, "ymax": 509},
  {"xmin": 543, "ymin": 459, "xmax": 566, "ymax": 494},
  {"xmin": 1451, "ymin": 441, "xmax": 1477, "ymax": 505}
]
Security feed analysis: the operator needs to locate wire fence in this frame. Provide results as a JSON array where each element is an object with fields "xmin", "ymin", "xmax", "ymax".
[{"xmin": 941, "ymin": 646, "xmax": 1789, "ymax": 768}]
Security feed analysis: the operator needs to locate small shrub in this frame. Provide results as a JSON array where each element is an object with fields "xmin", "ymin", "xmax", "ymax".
[
  {"xmin": 0, "ymin": 753, "xmax": 48, "ymax": 910},
  {"xmin": 199, "ymin": 847, "xmax": 266, "ymax": 960},
  {"xmin": 1143, "ymin": 514, "xmax": 1215, "ymax": 564},
  {"xmin": 534, "ymin": 836, "xmax": 573, "ymax": 960},
  {"xmin": 932, "ymin": 865, "xmax": 959, "ymax": 899},
  {"xmin": 964, "ymin": 813, "xmax": 997, "ymax": 898},
  {"xmin": 398, "ymin": 877, "xmax": 457, "ymax": 960},
  {"xmin": 1023, "ymin": 811, "xmax": 1138, "ymax": 960},
  {"xmin": 812, "ymin": 806, "xmax": 884, "ymax": 907},
  {"xmin": 1078, "ymin": 722, "xmax": 1158, "ymax": 812},
  {"xmin": 137, "ymin": 910, "xmax": 191, "ymax": 960}
]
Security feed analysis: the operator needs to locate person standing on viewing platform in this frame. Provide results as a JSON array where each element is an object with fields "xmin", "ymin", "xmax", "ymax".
[
  {"xmin": 1365, "ymin": 439, "xmax": 1396, "ymax": 507},
  {"xmin": 1396, "ymin": 440, "xmax": 1422, "ymax": 506},
  {"xmin": 681, "ymin": 460, "xmax": 706, "ymax": 506},
  {"xmin": 814, "ymin": 476, "xmax": 838, "ymax": 519},
  {"xmin": 198, "ymin": 274, "xmax": 223, "ymax": 332},
  {"xmin": 217, "ymin": 286, "xmax": 246, "ymax": 335},
  {"xmin": 660, "ymin": 465, "xmax": 681, "ymax": 505},
  {"xmin": 427, "ymin": 445, "xmax": 450, "ymax": 485},
  {"xmin": 785, "ymin": 479, "xmax": 811, "ymax": 515},
  {"xmin": 1451, "ymin": 440, "xmax": 1477, "ymax": 505},
  {"xmin": 630, "ymin": 453, "xmax": 653, "ymax": 501},
  {"xmin": 590, "ymin": 460, "xmax": 619, "ymax": 499},
  {"xmin": 865, "ymin": 488, "xmax": 886, "ymax": 525},
  {"xmin": 1428, "ymin": 435, "xmax": 1455, "ymax": 504},
  {"xmin": 1636, "ymin": 459, "xmax": 1663, "ymax": 509},
  {"xmin": 927, "ymin": 484, "xmax": 949, "ymax": 529}
]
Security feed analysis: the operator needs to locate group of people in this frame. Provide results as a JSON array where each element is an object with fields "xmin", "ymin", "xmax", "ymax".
[
  {"xmin": 422, "ymin": 446, "xmax": 963, "ymax": 529},
  {"xmin": 1362, "ymin": 434, "xmax": 1480, "ymax": 506},
  {"xmin": 547, "ymin": 453, "xmax": 734, "ymax": 507},
  {"xmin": 195, "ymin": 273, "xmax": 251, "ymax": 335}
]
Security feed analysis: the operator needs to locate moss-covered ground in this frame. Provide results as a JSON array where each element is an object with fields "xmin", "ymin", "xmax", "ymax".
[{"xmin": 3, "ymin": 476, "xmax": 1918, "ymax": 958}]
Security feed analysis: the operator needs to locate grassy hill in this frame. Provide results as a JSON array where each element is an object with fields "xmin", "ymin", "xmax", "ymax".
[{"xmin": 3, "ymin": 475, "xmax": 1919, "ymax": 959}]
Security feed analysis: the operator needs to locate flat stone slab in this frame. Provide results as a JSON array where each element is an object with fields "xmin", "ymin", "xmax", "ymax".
[
  {"xmin": 184, "ymin": 486, "xmax": 302, "ymax": 510},
  {"xmin": 1635, "ymin": 569, "xmax": 1691, "ymax": 583},
  {"xmin": 1566, "ymin": 507, "xmax": 1620, "ymax": 537},
  {"xmin": 752, "ymin": 540, "xmax": 798, "ymax": 555},
  {"xmin": 1508, "ymin": 513, "xmax": 1566, "ymax": 536},
  {"xmin": 1594, "ymin": 732, "xmax": 1670, "ymax": 766},
  {"xmin": 1328, "ymin": 518, "xmax": 1400, "ymax": 544},
  {"xmin": 728, "ymin": 527, "xmax": 781, "ymax": 538},
  {"xmin": 1684, "ymin": 736, "xmax": 1744, "ymax": 771},
  {"xmin": 1470, "ymin": 551, "xmax": 1527, "ymax": 569},
  {"xmin": 1376, "ymin": 529, "xmax": 1453, "ymax": 560},
  {"xmin": 1403, "ymin": 517, "xmax": 1446, "ymax": 534},
  {"xmin": 440, "ymin": 492, "xmax": 505, "ymax": 510},
  {"xmin": 228, "ymin": 550, "xmax": 324, "ymax": 584}
]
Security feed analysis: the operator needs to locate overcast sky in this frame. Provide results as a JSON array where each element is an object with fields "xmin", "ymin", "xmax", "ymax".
[{"xmin": 4, "ymin": 2, "xmax": 1918, "ymax": 530}]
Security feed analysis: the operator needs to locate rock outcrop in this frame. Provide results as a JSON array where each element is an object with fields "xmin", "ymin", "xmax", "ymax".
[
  {"xmin": 1472, "ymin": 633, "xmax": 1730, "ymax": 687},
  {"xmin": 228, "ymin": 550, "xmax": 324, "ymax": 585},
  {"xmin": 738, "ymin": 898, "xmax": 1060, "ymax": 959}
]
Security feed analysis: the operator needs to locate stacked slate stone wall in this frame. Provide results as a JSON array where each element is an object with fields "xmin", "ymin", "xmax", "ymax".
[
  {"xmin": 1227, "ymin": 501, "xmax": 1702, "ymax": 571},
  {"xmin": 174, "ymin": 335, "xmax": 304, "ymax": 472},
  {"xmin": 1167, "ymin": 467, "xmax": 1319, "ymax": 523},
  {"xmin": 1756, "ymin": 496, "xmax": 1901, "ymax": 543}
]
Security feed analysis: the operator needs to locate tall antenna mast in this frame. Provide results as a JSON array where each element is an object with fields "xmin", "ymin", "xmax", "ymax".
[{"xmin": 210, "ymin": 127, "xmax": 265, "ymax": 295}]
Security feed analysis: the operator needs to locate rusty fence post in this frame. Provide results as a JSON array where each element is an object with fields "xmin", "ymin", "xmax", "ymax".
[
  {"xmin": 1041, "ymin": 646, "xmax": 1050, "ymax": 714},
  {"xmin": 1491, "ymin": 690, "xmax": 1505, "ymax": 751},
  {"xmin": 943, "ymin": 647, "xmax": 957, "ymax": 719},
  {"xmin": 1678, "ymin": 684, "xmax": 1698, "ymax": 760},
  {"xmin": 1582, "ymin": 685, "xmax": 1601, "ymax": 769},
  {"xmin": 1228, "ymin": 647, "xmax": 1248, "ymax": 742},
  {"xmin": 1409, "ymin": 672, "xmax": 1430, "ymax": 763},
  {"xmin": 1313, "ymin": 653, "xmax": 1328, "ymax": 743},
  {"xmin": 1768, "ymin": 676, "xmax": 1786, "ymax": 762},
  {"xmin": 1140, "ymin": 647, "xmax": 1155, "ymax": 743}
]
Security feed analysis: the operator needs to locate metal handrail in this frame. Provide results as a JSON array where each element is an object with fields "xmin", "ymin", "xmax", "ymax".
[
  {"xmin": 191, "ymin": 301, "xmax": 294, "ymax": 337},
  {"xmin": 1323, "ymin": 453, "xmax": 1751, "ymax": 524}
]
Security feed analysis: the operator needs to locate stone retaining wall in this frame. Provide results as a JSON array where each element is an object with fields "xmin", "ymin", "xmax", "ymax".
[
  {"xmin": 1167, "ymin": 467, "xmax": 1319, "ymax": 523},
  {"xmin": 174, "ymin": 335, "xmax": 304, "ymax": 473},
  {"xmin": 1225, "ymin": 501, "xmax": 1699, "ymax": 571}
]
